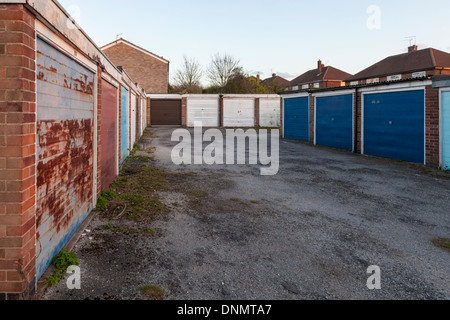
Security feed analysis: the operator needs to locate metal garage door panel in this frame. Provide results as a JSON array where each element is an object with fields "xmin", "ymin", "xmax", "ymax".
[
  {"xmin": 131, "ymin": 92, "xmax": 137, "ymax": 147},
  {"xmin": 223, "ymin": 98, "xmax": 255, "ymax": 127},
  {"xmin": 100, "ymin": 79, "xmax": 118, "ymax": 191},
  {"xmin": 364, "ymin": 90, "xmax": 425, "ymax": 164},
  {"xmin": 36, "ymin": 38, "xmax": 95, "ymax": 280},
  {"xmin": 284, "ymin": 97, "xmax": 309, "ymax": 141},
  {"xmin": 316, "ymin": 95, "xmax": 353, "ymax": 151},
  {"xmin": 443, "ymin": 91, "xmax": 450, "ymax": 170},
  {"xmin": 151, "ymin": 99, "xmax": 182, "ymax": 125},
  {"xmin": 120, "ymin": 87, "xmax": 129, "ymax": 164},
  {"xmin": 260, "ymin": 98, "xmax": 281, "ymax": 127},
  {"xmin": 187, "ymin": 97, "xmax": 219, "ymax": 127}
]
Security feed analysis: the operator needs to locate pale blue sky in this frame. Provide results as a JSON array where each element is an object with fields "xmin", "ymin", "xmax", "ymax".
[{"xmin": 58, "ymin": 0, "xmax": 450, "ymax": 85}]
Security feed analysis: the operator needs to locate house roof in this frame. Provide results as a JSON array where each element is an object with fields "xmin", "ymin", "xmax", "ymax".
[
  {"xmin": 288, "ymin": 66, "xmax": 352, "ymax": 87},
  {"xmin": 101, "ymin": 38, "xmax": 169, "ymax": 64},
  {"xmin": 261, "ymin": 74, "xmax": 289, "ymax": 87},
  {"xmin": 346, "ymin": 47, "xmax": 450, "ymax": 82}
]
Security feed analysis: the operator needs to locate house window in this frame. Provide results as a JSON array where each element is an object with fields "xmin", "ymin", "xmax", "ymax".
[
  {"xmin": 292, "ymin": 86, "xmax": 299, "ymax": 91},
  {"xmin": 302, "ymin": 84, "xmax": 309, "ymax": 90},
  {"xmin": 313, "ymin": 83, "xmax": 320, "ymax": 88}
]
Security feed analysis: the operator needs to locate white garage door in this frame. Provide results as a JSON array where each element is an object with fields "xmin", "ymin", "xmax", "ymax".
[
  {"xmin": 187, "ymin": 97, "xmax": 219, "ymax": 127},
  {"xmin": 260, "ymin": 98, "xmax": 281, "ymax": 127},
  {"xmin": 223, "ymin": 98, "xmax": 255, "ymax": 127}
]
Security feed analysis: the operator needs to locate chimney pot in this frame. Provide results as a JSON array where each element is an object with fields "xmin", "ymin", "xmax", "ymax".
[{"xmin": 408, "ymin": 45, "xmax": 418, "ymax": 53}]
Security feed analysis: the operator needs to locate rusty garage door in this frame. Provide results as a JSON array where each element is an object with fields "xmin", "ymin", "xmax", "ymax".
[
  {"xmin": 100, "ymin": 79, "xmax": 118, "ymax": 191},
  {"xmin": 151, "ymin": 99, "xmax": 182, "ymax": 125},
  {"xmin": 36, "ymin": 38, "xmax": 95, "ymax": 280}
]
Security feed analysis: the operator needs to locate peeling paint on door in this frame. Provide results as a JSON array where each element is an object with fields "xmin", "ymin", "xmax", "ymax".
[{"xmin": 36, "ymin": 37, "xmax": 95, "ymax": 280}]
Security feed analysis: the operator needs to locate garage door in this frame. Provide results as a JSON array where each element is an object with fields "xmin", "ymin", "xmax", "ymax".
[
  {"xmin": 364, "ymin": 90, "xmax": 425, "ymax": 164},
  {"xmin": 130, "ymin": 92, "xmax": 137, "ymax": 146},
  {"xmin": 223, "ymin": 98, "xmax": 255, "ymax": 127},
  {"xmin": 443, "ymin": 91, "xmax": 450, "ymax": 170},
  {"xmin": 120, "ymin": 86, "xmax": 129, "ymax": 164},
  {"xmin": 260, "ymin": 98, "xmax": 281, "ymax": 127},
  {"xmin": 316, "ymin": 94, "xmax": 353, "ymax": 151},
  {"xmin": 151, "ymin": 99, "xmax": 182, "ymax": 125},
  {"xmin": 283, "ymin": 97, "xmax": 309, "ymax": 141},
  {"xmin": 36, "ymin": 38, "xmax": 95, "ymax": 280},
  {"xmin": 101, "ymin": 79, "xmax": 118, "ymax": 191},
  {"xmin": 187, "ymin": 97, "xmax": 219, "ymax": 127}
]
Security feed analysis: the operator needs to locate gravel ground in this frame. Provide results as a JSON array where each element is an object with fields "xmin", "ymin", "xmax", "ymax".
[{"xmin": 43, "ymin": 127, "xmax": 450, "ymax": 300}]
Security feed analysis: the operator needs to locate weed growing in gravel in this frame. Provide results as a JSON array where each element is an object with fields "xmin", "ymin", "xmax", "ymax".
[
  {"xmin": 45, "ymin": 249, "xmax": 79, "ymax": 288},
  {"xmin": 432, "ymin": 238, "xmax": 450, "ymax": 252},
  {"xmin": 250, "ymin": 200, "xmax": 260, "ymax": 204},
  {"xmin": 140, "ymin": 285, "xmax": 165, "ymax": 300},
  {"xmin": 187, "ymin": 190, "xmax": 208, "ymax": 198},
  {"xmin": 101, "ymin": 223, "xmax": 114, "ymax": 230}
]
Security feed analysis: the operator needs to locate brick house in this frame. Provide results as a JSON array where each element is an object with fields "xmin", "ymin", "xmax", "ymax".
[
  {"xmin": 101, "ymin": 38, "xmax": 169, "ymax": 94},
  {"xmin": 286, "ymin": 60, "xmax": 352, "ymax": 92},
  {"xmin": 261, "ymin": 73, "xmax": 289, "ymax": 89},
  {"xmin": 345, "ymin": 45, "xmax": 450, "ymax": 85}
]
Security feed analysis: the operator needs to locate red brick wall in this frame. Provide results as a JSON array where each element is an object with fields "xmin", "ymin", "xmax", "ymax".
[
  {"xmin": 102, "ymin": 42, "xmax": 169, "ymax": 94},
  {"xmin": 181, "ymin": 97, "xmax": 187, "ymax": 127},
  {"xmin": 425, "ymin": 85, "xmax": 440, "ymax": 167},
  {"xmin": 147, "ymin": 97, "xmax": 151, "ymax": 127},
  {"xmin": 96, "ymin": 67, "xmax": 102, "ymax": 196},
  {"xmin": 0, "ymin": 4, "xmax": 37, "ymax": 300},
  {"xmin": 254, "ymin": 98, "xmax": 260, "ymax": 127},
  {"xmin": 309, "ymin": 94, "xmax": 314, "ymax": 144}
]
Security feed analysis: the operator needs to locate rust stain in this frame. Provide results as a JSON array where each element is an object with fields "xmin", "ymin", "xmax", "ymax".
[{"xmin": 36, "ymin": 119, "xmax": 93, "ymax": 234}]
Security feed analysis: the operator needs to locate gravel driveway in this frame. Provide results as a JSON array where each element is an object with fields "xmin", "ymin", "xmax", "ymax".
[{"xmin": 43, "ymin": 127, "xmax": 450, "ymax": 300}]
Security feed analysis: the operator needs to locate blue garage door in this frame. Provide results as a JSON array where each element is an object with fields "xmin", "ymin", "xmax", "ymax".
[
  {"xmin": 443, "ymin": 91, "xmax": 450, "ymax": 170},
  {"xmin": 316, "ymin": 94, "xmax": 353, "ymax": 151},
  {"xmin": 284, "ymin": 97, "xmax": 309, "ymax": 141},
  {"xmin": 364, "ymin": 90, "xmax": 424, "ymax": 164},
  {"xmin": 120, "ymin": 86, "xmax": 129, "ymax": 164}
]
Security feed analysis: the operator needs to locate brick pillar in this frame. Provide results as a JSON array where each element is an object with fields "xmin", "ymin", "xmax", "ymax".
[
  {"xmin": 0, "ymin": 4, "xmax": 37, "ymax": 300},
  {"xmin": 309, "ymin": 94, "xmax": 314, "ymax": 144},
  {"xmin": 425, "ymin": 85, "xmax": 440, "ymax": 167},
  {"xmin": 181, "ymin": 97, "xmax": 187, "ymax": 127},
  {"xmin": 147, "ymin": 97, "xmax": 151, "ymax": 127},
  {"xmin": 96, "ymin": 67, "xmax": 102, "ymax": 196},
  {"xmin": 219, "ymin": 95, "xmax": 224, "ymax": 128},
  {"xmin": 280, "ymin": 97, "xmax": 283, "ymax": 138},
  {"xmin": 254, "ymin": 98, "xmax": 260, "ymax": 127}
]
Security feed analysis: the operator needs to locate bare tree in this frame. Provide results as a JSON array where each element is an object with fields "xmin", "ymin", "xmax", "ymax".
[
  {"xmin": 207, "ymin": 53, "xmax": 242, "ymax": 89},
  {"xmin": 173, "ymin": 56, "xmax": 203, "ymax": 93}
]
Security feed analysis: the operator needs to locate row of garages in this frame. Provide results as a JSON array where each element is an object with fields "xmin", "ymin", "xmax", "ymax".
[
  {"xmin": 148, "ymin": 94, "xmax": 281, "ymax": 128},
  {"xmin": 36, "ymin": 36, "xmax": 147, "ymax": 280},
  {"xmin": 282, "ymin": 80, "xmax": 449, "ymax": 170},
  {"xmin": 0, "ymin": 0, "xmax": 150, "ymax": 299}
]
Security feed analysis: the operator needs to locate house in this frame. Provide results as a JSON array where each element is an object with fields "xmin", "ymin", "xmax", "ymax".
[
  {"xmin": 286, "ymin": 60, "xmax": 352, "ymax": 91},
  {"xmin": 101, "ymin": 38, "xmax": 170, "ymax": 93},
  {"xmin": 261, "ymin": 73, "xmax": 289, "ymax": 89},
  {"xmin": 345, "ymin": 45, "xmax": 450, "ymax": 86}
]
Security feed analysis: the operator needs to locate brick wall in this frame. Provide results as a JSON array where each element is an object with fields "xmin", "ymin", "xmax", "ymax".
[
  {"xmin": 147, "ymin": 97, "xmax": 151, "ymax": 127},
  {"xmin": 102, "ymin": 42, "xmax": 169, "ymax": 94},
  {"xmin": 181, "ymin": 97, "xmax": 187, "ymax": 127},
  {"xmin": 254, "ymin": 98, "xmax": 260, "ymax": 127},
  {"xmin": 96, "ymin": 67, "xmax": 102, "ymax": 196},
  {"xmin": 425, "ymin": 85, "xmax": 440, "ymax": 167},
  {"xmin": 308, "ymin": 94, "xmax": 314, "ymax": 144},
  {"xmin": 0, "ymin": 4, "xmax": 37, "ymax": 300}
]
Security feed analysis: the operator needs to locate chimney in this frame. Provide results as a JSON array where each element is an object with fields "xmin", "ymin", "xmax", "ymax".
[
  {"xmin": 318, "ymin": 60, "xmax": 324, "ymax": 72},
  {"xmin": 256, "ymin": 74, "xmax": 260, "ymax": 83},
  {"xmin": 408, "ymin": 45, "xmax": 418, "ymax": 53},
  {"xmin": 272, "ymin": 73, "xmax": 276, "ymax": 77}
]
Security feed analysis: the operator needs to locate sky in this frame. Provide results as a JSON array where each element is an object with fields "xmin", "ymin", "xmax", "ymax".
[{"xmin": 58, "ymin": 0, "xmax": 450, "ymax": 86}]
